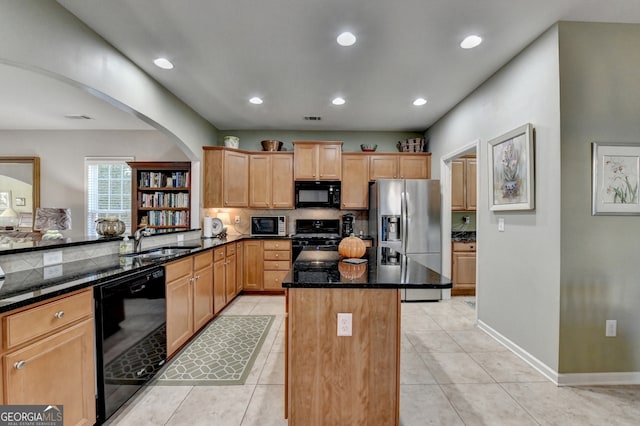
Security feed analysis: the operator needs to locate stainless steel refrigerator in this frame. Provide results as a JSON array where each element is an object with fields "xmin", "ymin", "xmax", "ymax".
[{"xmin": 369, "ymin": 179, "xmax": 442, "ymax": 301}]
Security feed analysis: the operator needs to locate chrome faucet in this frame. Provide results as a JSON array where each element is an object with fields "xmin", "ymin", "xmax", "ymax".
[{"xmin": 133, "ymin": 227, "xmax": 151, "ymax": 253}]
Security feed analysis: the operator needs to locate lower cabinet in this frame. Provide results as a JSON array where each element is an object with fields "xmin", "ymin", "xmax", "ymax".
[
  {"xmin": 213, "ymin": 245, "xmax": 237, "ymax": 315},
  {"xmin": 263, "ymin": 240, "xmax": 291, "ymax": 291},
  {"xmin": 236, "ymin": 241, "xmax": 244, "ymax": 292},
  {"xmin": 0, "ymin": 289, "xmax": 96, "ymax": 425},
  {"xmin": 243, "ymin": 240, "xmax": 264, "ymax": 290},
  {"xmin": 166, "ymin": 250, "xmax": 214, "ymax": 357},
  {"xmin": 451, "ymin": 242, "xmax": 476, "ymax": 296}
]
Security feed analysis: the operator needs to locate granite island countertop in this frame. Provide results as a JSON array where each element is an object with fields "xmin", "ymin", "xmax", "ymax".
[{"xmin": 282, "ymin": 248, "xmax": 452, "ymax": 289}]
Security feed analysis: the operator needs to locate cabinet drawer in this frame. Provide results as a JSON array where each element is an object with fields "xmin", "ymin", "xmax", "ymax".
[
  {"xmin": 263, "ymin": 270, "xmax": 288, "ymax": 290},
  {"xmin": 226, "ymin": 243, "xmax": 236, "ymax": 256},
  {"xmin": 193, "ymin": 250, "xmax": 212, "ymax": 270},
  {"xmin": 4, "ymin": 290, "xmax": 93, "ymax": 349},
  {"xmin": 165, "ymin": 257, "xmax": 192, "ymax": 282},
  {"xmin": 263, "ymin": 240, "xmax": 291, "ymax": 251},
  {"xmin": 263, "ymin": 250, "xmax": 291, "ymax": 261},
  {"xmin": 264, "ymin": 260, "xmax": 291, "ymax": 271},
  {"xmin": 214, "ymin": 247, "xmax": 226, "ymax": 262},
  {"xmin": 452, "ymin": 242, "xmax": 476, "ymax": 252}
]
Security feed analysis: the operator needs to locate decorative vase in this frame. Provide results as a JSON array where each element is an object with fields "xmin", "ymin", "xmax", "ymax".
[
  {"xmin": 95, "ymin": 217, "xmax": 126, "ymax": 237},
  {"xmin": 224, "ymin": 136, "xmax": 240, "ymax": 148}
]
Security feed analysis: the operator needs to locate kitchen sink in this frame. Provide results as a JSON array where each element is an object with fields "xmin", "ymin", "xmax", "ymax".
[{"xmin": 121, "ymin": 245, "xmax": 200, "ymax": 259}]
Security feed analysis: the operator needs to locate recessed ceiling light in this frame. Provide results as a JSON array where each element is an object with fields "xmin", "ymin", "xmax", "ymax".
[
  {"xmin": 460, "ymin": 35, "xmax": 482, "ymax": 49},
  {"xmin": 153, "ymin": 57, "xmax": 174, "ymax": 69},
  {"xmin": 332, "ymin": 97, "xmax": 346, "ymax": 106},
  {"xmin": 337, "ymin": 32, "xmax": 356, "ymax": 47},
  {"xmin": 249, "ymin": 97, "xmax": 263, "ymax": 105},
  {"xmin": 413, "ymin": 98, "xmax": 427, "ymax": 106}
]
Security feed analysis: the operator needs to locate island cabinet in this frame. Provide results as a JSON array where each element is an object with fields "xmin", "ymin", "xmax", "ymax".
[
  {"xmin": 165, "ymin": 250, "xmax": 214, "ymax": 357},
  {"xmin": 203, "ymin": 147, "xmax": 249, "ymax": 207},
  {"xmin": 451, "ymin": 156, "xmax": 477, "ymax": 211},
  {"xmin": 340, "ymin": 153, "xmax": 370, "ymax": 210},
  {"xmin": 249, "ymin": 153, "xmax": 294, "ymax": 208},
  {"xmin": 128, "ymin": 161, "xmax": 191, "ymax": 231},
  {"xmin": 286, "ymin": 288, "xmax": 400, "ymax": 425},
  {"xmin": 0, "ymin": 288, "xmax": 96, "ymax": 425},
  {"xmin": 368, "ymin": 153, "xmax": 431, "ymax": 180},
  {"xmin": 293, "ymin": 141, "xmax": 343, "ymax": 181},
  {"xmin": 451, "ymin": 241, "xmax": 476, "ymax": 296}
]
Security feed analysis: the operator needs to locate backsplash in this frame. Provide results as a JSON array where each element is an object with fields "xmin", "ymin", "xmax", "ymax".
[
  {"xmin": 202, "ymin": 208, "xmax": 369, "ymax": 236},
  {"xmin": 451, "ymin": 211, "xmax": 476, "ymax": 232}
]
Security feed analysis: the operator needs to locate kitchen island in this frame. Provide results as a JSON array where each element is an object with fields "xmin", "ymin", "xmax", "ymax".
[{"xmin": 281, "ymin": 248, "xmax": 452, "ymax": 426}]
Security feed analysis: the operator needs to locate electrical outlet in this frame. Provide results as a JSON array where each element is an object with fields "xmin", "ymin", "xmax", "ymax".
[
  {"xmin": 43, "ymin": 251, "xmax": 63, "ymax": 266},
  {"xmin": 606, "ymin": 320, "xmax": 617, "ymax": 337},
  {"xmin": 337, "ymin": 313, "xmax": 352, "ymax": 336},
  {"xmin": 235, "ymin": 215, "xmax": 241, "ymax": 224},
  {"xmin": 177, "ymin": 234, "xmax": 184, "ymax": 242},
  {"xmin": 462, "ymin": 216, "xmax": 470, "ymax": 224}
]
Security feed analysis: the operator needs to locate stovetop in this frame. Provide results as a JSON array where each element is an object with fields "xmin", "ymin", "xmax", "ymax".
[{"xmin": 292, "ymin": 219, "xmax": 341, "ymax": 244}]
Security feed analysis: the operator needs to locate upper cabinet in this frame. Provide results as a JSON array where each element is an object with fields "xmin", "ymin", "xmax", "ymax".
[
  {"xmin": 341, "ymin": 154, "xmax": 370, "ymax": 210},
  {"xmin": 369, "ymin": 153, "xmax": 431, "ymax": 180},
  {"xmin": 451, "ymin": 156, "xmax": 476, "ymax": 211},
  {"xmin": 293, "ymin": 141, "xmax": 342, "ymax": 180},
  {"xmin": 203, "ymin": 148, "xmax": 249, "ymax": 208},
  {"xmin": 128, "ymin": 161, "xmax": 191, "ymax": 231},
  {"xmin": 249, "ymin": 153, "xmax": 294, "ymax": 209}
]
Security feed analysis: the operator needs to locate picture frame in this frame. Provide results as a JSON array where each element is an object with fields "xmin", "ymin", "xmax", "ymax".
[
  {"xmin": 591, "ymin": 142, "xmax": 640, "ymax": 215},
  {"xmin": 14, "ymin": 197, "xmax": 26, "ymax": 207},
  {"xmin": 488, "ymin": 123, "xmax": 534, "ymax": 211},
  {"xmin": 0, "ymin": 191, "xmax": 10, "ymax": 210}
]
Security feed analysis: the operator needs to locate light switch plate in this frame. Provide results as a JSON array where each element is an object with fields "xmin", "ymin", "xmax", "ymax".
[
  {"xmin": 498, "ymin": 218, "xmax": 505, "ymax": 232},
  {"xmin": 43, "ymin": 251, "xmax": 63, "ymax": 266}
]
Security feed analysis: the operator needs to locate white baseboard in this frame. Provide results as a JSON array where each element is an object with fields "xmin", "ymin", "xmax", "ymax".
[{"xmin": 477, "ymin": 320, "xmax": 640, "ymax": 386}]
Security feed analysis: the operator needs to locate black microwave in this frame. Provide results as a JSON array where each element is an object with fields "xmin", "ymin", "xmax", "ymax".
[{"xmin": 295, "ymin": 181, "xmax": 341, "ymax": 208}]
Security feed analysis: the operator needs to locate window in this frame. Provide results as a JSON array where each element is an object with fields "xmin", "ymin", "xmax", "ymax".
[{"xmin": 86, "ymin": 157, "xmax": 133, "ymax": 237}]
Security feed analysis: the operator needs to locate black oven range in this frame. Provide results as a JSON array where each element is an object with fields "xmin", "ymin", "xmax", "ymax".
[{"xmin": 291, "ymin": 219, "xmax": 342, "ymax": 260}]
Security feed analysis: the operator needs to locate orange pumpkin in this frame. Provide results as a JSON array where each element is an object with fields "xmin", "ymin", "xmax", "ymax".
[
  {"xmin": 338, "ymin": 234, "xmax": 366, "ymax": 258},
  {"xmin": 338, "ymin": 261, "xmax": 368, "ymax": 282}
]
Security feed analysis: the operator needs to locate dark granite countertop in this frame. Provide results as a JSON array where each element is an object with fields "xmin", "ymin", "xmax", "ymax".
[
  {"xmin": 282, "ymin": 248, "xmax": 452, "ymax": 289},
  {"xmin": 0, "ymin": 235, "xmax": 248, "ymax": 313},
  {"xmin": 451, "ymin": 231, "xmax": 476, "ymax": 242}
]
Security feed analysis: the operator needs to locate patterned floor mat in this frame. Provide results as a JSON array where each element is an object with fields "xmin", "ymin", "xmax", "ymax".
[{"xmin": 153, "ymin": 315, "xmax": 274, "ymax": 386}]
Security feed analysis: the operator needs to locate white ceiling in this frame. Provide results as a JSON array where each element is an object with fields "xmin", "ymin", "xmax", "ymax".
[{"xmin": 9, "ymin": 1, "xmax": 640, "ymax": 132}]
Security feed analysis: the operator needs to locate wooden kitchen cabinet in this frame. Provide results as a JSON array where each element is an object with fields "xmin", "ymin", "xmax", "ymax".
[
  {"xmin": 369, "ymin": 153, "xmax": 431, "ymax": 180},
  {"xmin": 249, "ymin": 153, "xmax": 294, "ymax": 209},
  {"xmin": 225, "ymin": 243, "xmax": 238, "ymax": 303},
  {"xmin": 293, "ymin": 141, "xmax": 343, "ymax": 180},
  {"xmin": 236, "ymin": 241, "xmax": 244, "ymax": 292},
  {"xmin": 243, "ymin": 240, "xmax": 264, "ymax": 290},
  {"xmin": 166, "ymin": 250, "xmax": 214, "ymax": 356},
  {"xmin": 0, "ymin": 289, "xmax": 96, "ymax": 425},
  {"xmin": 263, "ymin": 240, "xmax": 291, "ymax": 291},
  {"xmin": 213, "ymin": 247, "xmax": 227, "ymax": 315},
  {"xmin": 451, "ymin": 156, "xmax": 476, "ymax": 211},
  {"xmin": 451, "ymin": 241, "xmax": 476, "ymax": 296},
  {"xmin": 341, "ymin": 153, "xmax": 370, "ymax": 210},
  {"xmin": 203, "ymin": 147, "xmax": 249, "ymax": 207}
]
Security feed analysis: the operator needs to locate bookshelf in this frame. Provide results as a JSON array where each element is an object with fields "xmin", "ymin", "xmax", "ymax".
[{"xmin": 127, "ymin": 161, "xmax": 191, "ymax": 231}]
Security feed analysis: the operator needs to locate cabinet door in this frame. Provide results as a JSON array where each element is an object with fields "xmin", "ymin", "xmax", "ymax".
[
  {"xmin": 452, "ymin": 251, "xmax": 476, "ymax": 295},
  {"xmin": 166, "ymin": 258, "xmax": 194, "ymax": 357},
  {"xmin": 243, "ymin": 240, "xmax": 263, "ymax": 290},
  {"xmin": 236, "ymin": 241, "xmax": 244, "ymax": 292},
  {"xmin": 293, "ymin": 144, "xmax": 318, "ymax": 180},
  {"xmin": 399, "ymin": 155, "xmax": 429, "ymax": 179},
  {"xmin": 223, "ymin": 150, "xmax": 249, "ymax": 207},
  {"xmin": 341, "ymin": 154, "xmax": 369, "ymax": 209},
  {"xmin": 271, "ymin": 154, "xmax": 294, "ymax": 208},
  {"xmin": 451, "ymin": 159, "xmax": 466, "ymax": 211},
  {"xmin": 249, "ymin": 155, "xmax": 271, "ymax": 208},
  {"xmin": 466, "ymin": 158, "xmax": 477, "ymax": 211},
  {"xmin": 369, "ymin": 155, "xmax": 398, "ymax": 180},
  {"xmin": 213, "ymin": 248, "xmax": 227, "ymax": 315},
  {"xmin": 4, "ymin": 318, "xmax": 96, "ymax": 426},
  {"xmin": 225, "ymin": 252, "xmax": 237, "ymax": 302},
  {"xmin": 193, "ymin": 264, "xmax": 214, "ymax": 331},
  {"xmin": 318, "ymin": 144, "xmax": 342, "ymax": 180}
]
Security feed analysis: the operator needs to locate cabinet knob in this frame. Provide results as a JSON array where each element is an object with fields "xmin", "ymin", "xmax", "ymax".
[
  {"xmin": 54, "ymin": 311, "xmax": 65, "ymax": 319},
  {"xmin": 14, "ymin": 360, "xmax": 26, "ymax": 370},
  {"xmin": 275, "ymin": 254, "xmax": 279, "ymax": 258}
]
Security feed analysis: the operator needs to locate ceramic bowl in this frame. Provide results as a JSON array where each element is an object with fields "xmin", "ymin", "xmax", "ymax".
[{"xmin": 360, "ymin": 144, "xmax": 377, "ymax": 152}]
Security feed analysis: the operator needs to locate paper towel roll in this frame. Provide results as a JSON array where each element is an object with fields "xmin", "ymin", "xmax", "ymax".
[{"xmin": 203, "ymin": 216, "xmax": 214, "ymax": 238}]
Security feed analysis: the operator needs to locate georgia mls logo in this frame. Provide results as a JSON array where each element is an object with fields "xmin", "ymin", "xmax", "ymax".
[{"xmin": 0, "ymin": 404, "xmax": 63, "ymax": 426}]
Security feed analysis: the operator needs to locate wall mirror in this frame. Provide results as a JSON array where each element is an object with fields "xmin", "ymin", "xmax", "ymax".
[{"xmin": 0, "ymin": 156, "xmax": 40, "ymax": 230}]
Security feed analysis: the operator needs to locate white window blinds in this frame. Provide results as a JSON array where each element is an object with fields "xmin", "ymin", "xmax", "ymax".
[{"xmin": 85, "ymin": 157, "xmax": 133, "ymax": 237}]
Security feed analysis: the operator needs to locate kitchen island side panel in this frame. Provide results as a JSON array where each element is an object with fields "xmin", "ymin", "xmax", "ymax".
[{"xmin": 287, "ymin": 287, "xmax": 400, "ymax": 425}]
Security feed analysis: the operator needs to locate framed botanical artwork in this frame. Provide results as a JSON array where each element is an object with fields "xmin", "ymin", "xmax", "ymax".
[
  {"xmin": 592, "ymin": 142, "xmax": 640, "ymax": 215},
  {"xmin": 488, "ymin": 123, "xmax": 534, "ymax": 211},
  {"xmin": 0, "ymin": 191, "xmax": 10, "ymax": 209}
]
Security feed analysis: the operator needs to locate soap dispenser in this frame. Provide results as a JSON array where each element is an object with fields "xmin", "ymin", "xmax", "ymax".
[{"xmin": 120, "ymin": 235, "xmax": 131, "ymax": 254}]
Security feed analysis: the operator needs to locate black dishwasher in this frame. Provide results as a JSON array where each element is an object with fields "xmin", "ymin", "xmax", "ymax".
[{"xmin": 94, "ymin": 266, "xmax": 166, "ymax": 424}]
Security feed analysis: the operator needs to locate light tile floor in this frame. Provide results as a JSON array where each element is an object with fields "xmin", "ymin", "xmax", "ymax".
[{"xmin": 107, "ymin": 295, "xmax": 640, "ymax": 425}]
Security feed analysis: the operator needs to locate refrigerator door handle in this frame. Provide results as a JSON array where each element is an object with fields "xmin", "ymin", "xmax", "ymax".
[{"xmin": 401, "ymin": 190, "xmax": 408, "ymax": 253}]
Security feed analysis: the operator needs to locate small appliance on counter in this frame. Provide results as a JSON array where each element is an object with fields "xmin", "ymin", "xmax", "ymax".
[
  {"xmin": 250, "ymin": 216, "xmax": 287, "ymax": 236},
  {"xmin": 341, "ymin": 213, "xmax": 354, "ymax": 237}
]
